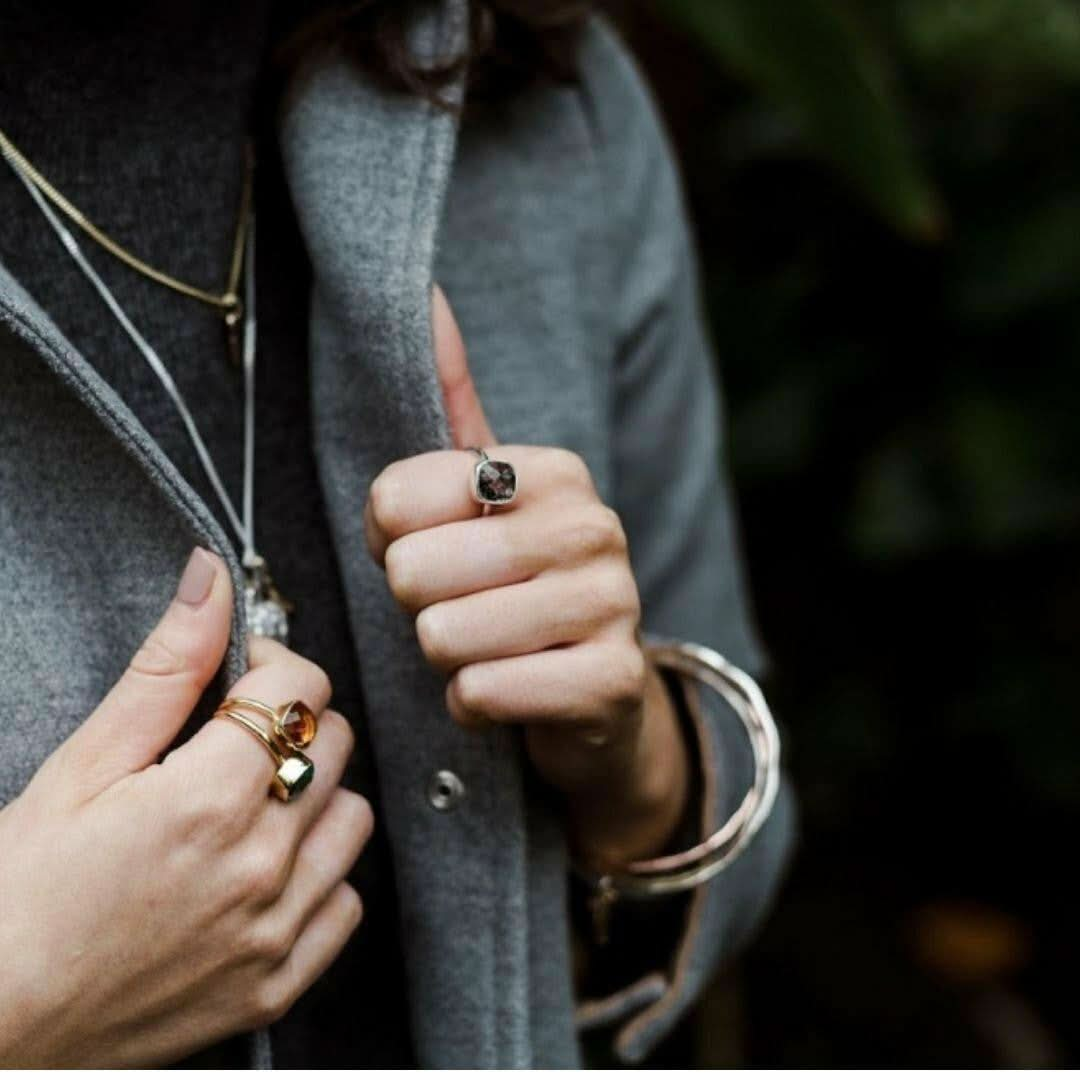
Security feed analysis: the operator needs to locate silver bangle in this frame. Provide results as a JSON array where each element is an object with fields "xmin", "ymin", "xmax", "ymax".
[{"xmin": 577, "ymin": 637, "xmax": 782, "ymax": 902}]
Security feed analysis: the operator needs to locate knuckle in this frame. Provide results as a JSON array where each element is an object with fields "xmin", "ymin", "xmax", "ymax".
[
  {"xmin": 340, "ymin": 882, "xmax": 364, "ymax": 928},
  {"xmin": 368, "ymin": 468, "xmax": 405, "ymax": 537},
  {"xmin": 590, "ymin": 561, "xmax": 640, "ymax": 624},
  {"xmin": 244, "ymin": 917, "xmax": 296, "ymax": 965},
  {"xmin": 414, "ymin": 606, "xmax": 456, "ymax": 670},
  {"xmin": 248, "ymin": 978, "xmax": 294, "ymax": 1027},
  {"xmin": 547, "ymin": 447, "xmax": 592, "ymax": 487},
  {"xmin": 452, "ymin": 665, "xmax": 489, "ymax": 720},
  {"xmin": 129, "ymin": 634, "xmax": 185, "ymax": 678},
  {"xmin": 246, "ymin": 634, "xmax": 290, "ymax": 669},
  {"xmin": 384, "ymin": 539, "xmax": 420, "ymax": 610},
  {"xmin": 174, "ymin": 787, "xmax": 242, "ymax": 848},
  {"xmin": 610, "ymin": 647, "xmax": 647, "ymax": 710},
  {"xmin": 322, "ymin": 709, "xmax": 355, "ymax": 760},
  {"xmin": 562, "ymin": 506, "xmax": 627, "ymax": 563},
  {"xmin": 608, "ymin": 508, "xmax": 630, "ymax": 554},
  {"xmin": 234, "ymin": 847, "xmax": 290, "ymax": 905},
  {"xmin": 127, "ymin": 632, "xmax": 200, "ymax": 689},
  {"xmin": 316, "ymin": 789, "xmax": 374, "ymax": 860},
  {"xmin": 561, "ymin": 520, "xmax": 606, "ymax": 563},
  {"xmin": 339, "ymin": 790, "xmax": 375, "ymax": 845},
  {"xmin": 227, "ymin": 774, "xmax": 270, "ymax": 822},
  {"xmin": 614, "ymin": 570, "xmax": 642, "ymax": 624},
  {"xmin": 295, "ymin": 656, "xmax": 332, "ymax": 704},
  {"xmin": 594, "ymin": 505, "xmax": 629, "ymax": 553}
]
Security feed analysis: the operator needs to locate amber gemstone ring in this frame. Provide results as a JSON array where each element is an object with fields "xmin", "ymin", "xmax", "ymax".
[
  {"xmin": 468, "ymin": 447, "xmax": 517, "ymax": 511},
  {"xmin": 219, "ymin": 697, "xmax": 319, "ymax": 754}
]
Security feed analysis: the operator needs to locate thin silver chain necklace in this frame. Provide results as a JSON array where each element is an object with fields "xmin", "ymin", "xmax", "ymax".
[{"xmin": 2, "ymin": 149, "xmax": 294, "ymax": 644}]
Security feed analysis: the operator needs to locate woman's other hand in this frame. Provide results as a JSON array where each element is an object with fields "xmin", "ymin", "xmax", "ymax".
[
  {"xmin": 364, "ymin": 287, "xmax": 689, "ymax": 871},
  {"xmin": 0, "ymin": 550, "xmax": 371, "ymax": 1067}
]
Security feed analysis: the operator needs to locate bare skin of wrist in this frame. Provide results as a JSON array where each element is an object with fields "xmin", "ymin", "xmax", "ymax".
[{"xmin": 559, "ymin": 660, "xmax": 690, "ymax": 873}]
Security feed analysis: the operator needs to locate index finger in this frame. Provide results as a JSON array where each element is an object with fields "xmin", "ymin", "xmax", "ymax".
[
  {"xmin": 363, "ymin": 445, "xmax": 594, "ymax": 565},
  {"xmin": 363, "ymin": 450, "xmax": 481, "ymax": 565}
]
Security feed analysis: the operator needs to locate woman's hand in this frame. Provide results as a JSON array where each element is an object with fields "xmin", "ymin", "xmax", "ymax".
[
  {"xmin": 0, "ymin": 550, "xmax": 370, "ymax": 1067},
  {"xmin": 364, "ymin": 288, "xmax": 689, "ymax": 871}
]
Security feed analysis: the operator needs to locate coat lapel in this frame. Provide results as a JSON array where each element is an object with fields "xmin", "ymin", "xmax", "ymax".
[
  {"xmin": 279, "ymin": 1, "xmax": 533, "ymax": 1066},
  {"xmin": 0, "ymin": 256, "xmax": 250, "ymax": 689}
]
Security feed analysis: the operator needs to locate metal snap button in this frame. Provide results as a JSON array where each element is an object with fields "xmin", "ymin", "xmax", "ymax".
[{"xmin": 427, "ymin": 769, "xmax": 466, "ymax": 811}]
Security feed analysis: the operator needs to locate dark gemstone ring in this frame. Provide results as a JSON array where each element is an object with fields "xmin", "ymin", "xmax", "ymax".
[{"xmin": 469, "ymin": 447, "xmax": 518, "ymax": 510}]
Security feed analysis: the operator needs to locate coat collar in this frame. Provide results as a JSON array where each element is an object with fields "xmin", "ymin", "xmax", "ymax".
[{"xmin": 278, "ymin": 0, "xmax": 469, "ymax": 463}]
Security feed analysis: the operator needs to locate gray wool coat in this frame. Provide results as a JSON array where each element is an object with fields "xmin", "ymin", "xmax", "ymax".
[{"xmin": 0, "ymin": 2, "xmax": 796, "ymax": 1068}]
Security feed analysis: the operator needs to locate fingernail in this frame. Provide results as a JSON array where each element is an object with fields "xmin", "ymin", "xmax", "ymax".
[{"xmin": 176, "ymin": 547, "xmax": 217, "ymax": 607}]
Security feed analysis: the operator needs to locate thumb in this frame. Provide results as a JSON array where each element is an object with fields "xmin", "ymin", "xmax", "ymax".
[
  {"xmin": 55, "ymin": 547, "xmax": 234, "ymax": 799},
  {"xmin": 433, "ymin": 283, "xmax": 496, "ymax": 449}
]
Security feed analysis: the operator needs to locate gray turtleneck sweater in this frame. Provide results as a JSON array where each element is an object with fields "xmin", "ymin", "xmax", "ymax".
[{"xmin": 0, "ymin": 0, "xmax": 413, "ymax": 1066}]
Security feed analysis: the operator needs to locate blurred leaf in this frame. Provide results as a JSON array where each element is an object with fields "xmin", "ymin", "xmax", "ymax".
[
  {"xmin": 950, "ymin": 195, "xmax": 1080, "ymax": 320},
  {"xmin": 897, "ymin": 0, "xmax": 1080, "ymax": 87},
  {"xmin": 662, "ymin": 0, "xmax": 946, "ymax": 240},
  {"xmin": 730, "ymin": 371, "xmax": 823, "ymax": 476},
  {"xmin": 849, "ymin": 435, "xmax": 945, "ymax": 557},
  {"xmin": 849, "ymin": 394, "xmax": 1080, "ymax": 557},
  {"xmin": 946, "ymin": 395, "xmax": 1080, "ymax": 543}
]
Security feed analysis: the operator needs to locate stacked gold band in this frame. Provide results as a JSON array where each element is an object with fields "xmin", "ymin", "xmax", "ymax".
[
  {"xmin": 220, "ymin": 697, "xmax": 318, "ymax": 753},
  {"xmin": 213, "ymin": 699, "xmax": 319, "ymax": 802}
]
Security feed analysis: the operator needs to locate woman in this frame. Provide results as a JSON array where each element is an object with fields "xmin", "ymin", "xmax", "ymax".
[{"xmin": 0, "ymin": 0, "xmax": 794, "ymax": 1067}]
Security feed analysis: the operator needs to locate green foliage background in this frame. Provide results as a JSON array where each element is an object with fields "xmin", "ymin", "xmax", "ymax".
[{"xmin": 616, "ymin": 0, "xmax": 1080, "ymax": 1066}]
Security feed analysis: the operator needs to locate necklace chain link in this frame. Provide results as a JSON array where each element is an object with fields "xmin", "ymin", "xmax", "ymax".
[{"xmin": 0, "ymin": 127, "xmax": 253, "ymax": 323}]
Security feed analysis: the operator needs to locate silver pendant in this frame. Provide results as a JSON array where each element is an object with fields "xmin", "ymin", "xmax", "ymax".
[{"xmin": 244, "ymin": 557, "xmax": 292, "ymax": 645}]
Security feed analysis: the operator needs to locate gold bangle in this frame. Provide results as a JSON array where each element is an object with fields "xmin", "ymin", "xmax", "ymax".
[{"xmin": 214, "ymin": 708, "xmax": 315, "ymax": 803}]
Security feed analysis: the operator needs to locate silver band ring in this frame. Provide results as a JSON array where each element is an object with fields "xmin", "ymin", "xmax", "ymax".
[{"xmin": 468, "ymin": 447, "xmax": 517, "ymax": 512}]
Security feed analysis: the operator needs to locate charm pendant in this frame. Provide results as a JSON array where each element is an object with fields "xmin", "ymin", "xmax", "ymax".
[{"xmin": 244, "ymin": 556, "xmax": 292, "ymax": 645}]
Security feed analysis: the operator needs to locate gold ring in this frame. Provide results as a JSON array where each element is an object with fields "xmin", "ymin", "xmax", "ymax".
[
  {"xmin": 219, "ymin": 697, "xmax": 318, "ymax": 753},
  {"xmin": 214, "ymin": 709, "xmax": 315, "ymax": 802}
]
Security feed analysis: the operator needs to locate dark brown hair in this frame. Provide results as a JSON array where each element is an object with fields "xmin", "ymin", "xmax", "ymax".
[{"xmin": 279, "ymin": 1, "xmax": 594, "ymax": 104}]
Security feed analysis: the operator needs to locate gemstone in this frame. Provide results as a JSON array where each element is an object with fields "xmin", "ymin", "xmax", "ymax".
[
  {"xmin": 276, "ymin": 754, "xmax": 315, "ymax": 801},
  {"xmin": 475, "ymin": 459, "xmax": 517, "ymax": 505},
  {"xmin": 277, "ymin": 700, "xmax": 317, "ymax": 750}
]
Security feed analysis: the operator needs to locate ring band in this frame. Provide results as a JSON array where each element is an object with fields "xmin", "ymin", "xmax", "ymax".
[
  {"xmin": 214, "ymin": 708, "xmax": 315, "ymax": 802},
  {"xmin": 219, "ymin": 697, "xmax": 318, "ymax": 753},
  {"xmin": 468, "ymin": 447, "xmax": 517, "ymax": 510}
]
